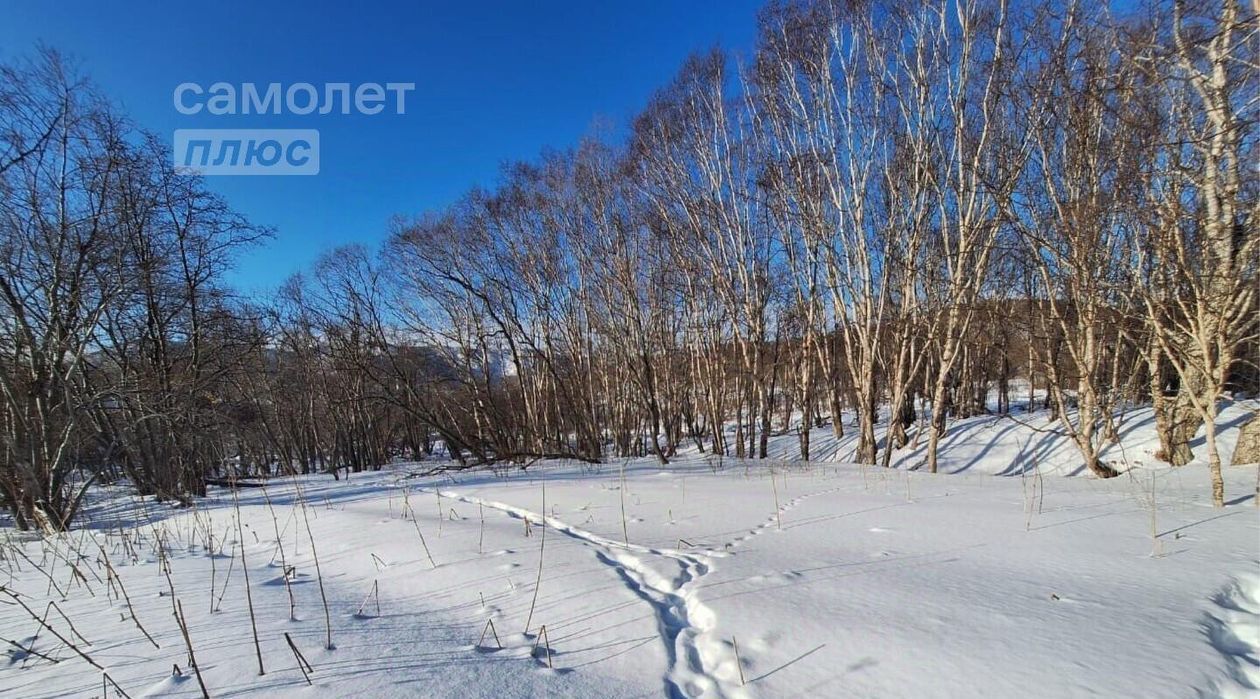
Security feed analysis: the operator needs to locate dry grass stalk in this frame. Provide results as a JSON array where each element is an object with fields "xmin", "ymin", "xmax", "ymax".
[
  {"xmin": 478, "ymin": 617, "xmax": 502, "ymax": 649},
  {"xmin": 3, "ymin": 635, "xmax": 59, "ymax": 664},
  {"xmin": 297, "ymin": 495, "xmax": 333, "ymax": 650},
  {"xmin": 101, "ymin": 671, "xmax": 133, "ymax": 698},
  {"xmin": 532, "ymin": 624, "xmax": 553, "ymax": 669},
  {"xmin": 174, "ymin": 599, "xmax": 210, "ymax": 699},
  {"xmin": 93, "ymin": 541, "xmax": 158, "ymax": 649},
  {"xmin": 261, "ymin": 485, "xmax": 297, "ymax": 620},
  {"xmin": 404, "ymin": 498, "xmax": 438, "ymax": 569},
  {"xmin": 770, "ymin": 465, "xmax": 782, "ymax": 530},
  {"xmin": 357, "ymin": 579, "xmax": 381, "ymax": 617},
  {"xmin": 285, "ymin": 632, "xmax": 314, "ymax": 685},
  {"xmin": 523, "ymin": 478, "xmax": 546, "ymax": 635},
  {"xmin": 1, "ymin": 587, "xmax": 100, "ymax": 669},
  {"xmin": 231, "ymin": 489, "xmax": 265, "ymax": 675}
]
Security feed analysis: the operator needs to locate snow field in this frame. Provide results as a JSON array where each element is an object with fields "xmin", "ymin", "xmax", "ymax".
[{"xmin": 1, "ymin": 404, "xmax": 1258, "ymax": 698}]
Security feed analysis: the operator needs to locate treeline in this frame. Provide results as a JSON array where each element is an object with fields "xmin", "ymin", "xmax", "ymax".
[{"xmin": 1, "ymin": 0, "xmax": 1256, "ymax": 529}]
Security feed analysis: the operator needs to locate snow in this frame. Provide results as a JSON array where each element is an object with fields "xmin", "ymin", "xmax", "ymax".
[{"xmin": 2, "ymin": 404, "xmax": 1258, "ymax": 698}]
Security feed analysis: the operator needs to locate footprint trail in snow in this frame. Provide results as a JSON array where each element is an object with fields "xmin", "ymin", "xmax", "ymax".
[
  {"xmin": 1205, "ymin": 573, "xmax": 1260, "ymax": 698},
  {"xmin": 429, "ymin": 487, "xmax": 748, "ymax": 699}
]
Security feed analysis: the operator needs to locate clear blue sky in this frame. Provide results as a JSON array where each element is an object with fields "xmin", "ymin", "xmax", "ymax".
[{"xmin": 1, "ymin": 0, "xmax": 762, "ymax": 294}]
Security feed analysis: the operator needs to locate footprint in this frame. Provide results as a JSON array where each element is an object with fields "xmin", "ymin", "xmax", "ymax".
[
  {"xmin": 1203, "ymin": 573, "xmax": 1260, "ymax": 695},
  {"xmin": 749, "ymin": 631, "xmax": 781, "ymax": 652}
]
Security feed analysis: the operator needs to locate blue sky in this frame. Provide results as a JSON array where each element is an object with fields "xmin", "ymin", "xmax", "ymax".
[{"xmin": 1, "ymin": 1, "xmax": 762, "ymax": 294}]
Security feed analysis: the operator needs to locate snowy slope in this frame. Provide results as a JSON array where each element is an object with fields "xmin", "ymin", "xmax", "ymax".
[
  {"xmin": 1, "ymin": 405, "xmax": 1257, "ymax": 698},
  {"xmin": 736, "ymin": 399, "xmax": 1258, "ymax": 479}
]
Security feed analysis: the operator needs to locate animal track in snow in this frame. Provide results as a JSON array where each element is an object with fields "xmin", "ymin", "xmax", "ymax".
[
  {"xmin": 722, "ymin": 484, "xmax": 845, "ymax": 550},
  {"xmin": 429, "ymin": 487, "xmax": 744, "ymax": 699},
  {"xmin": 1203, "ymin": 572, "xmax": 1260, "ymax": 698}
]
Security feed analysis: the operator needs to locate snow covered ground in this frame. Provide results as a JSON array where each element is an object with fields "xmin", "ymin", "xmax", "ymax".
[{"xmin": 2, "ymin": 404, "xmax": 1258, "ymax": 698}]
